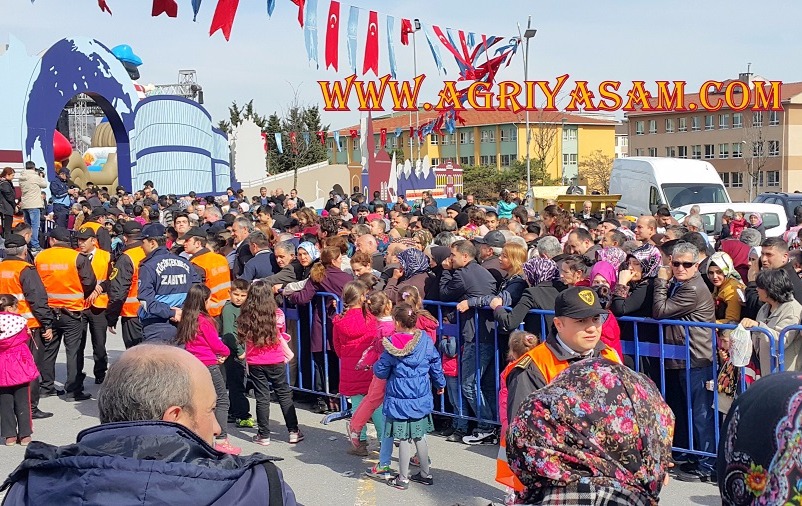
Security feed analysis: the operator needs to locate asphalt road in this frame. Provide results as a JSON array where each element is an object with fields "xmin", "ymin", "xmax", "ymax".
[{"xmin": 0, "ymin": 332, "xmax": 721, "ymax": 505}]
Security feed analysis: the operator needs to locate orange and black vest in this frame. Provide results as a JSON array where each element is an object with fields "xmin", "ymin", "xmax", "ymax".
[
  {"xmin": 86, "ymin": 248, "xmax": 111, "ymax": 309},
  {"xmin": 191, "ymin": 250, "xmax": 231, "ymax": 317},
  {"xmin": 0, "ymin": 259, "xmax": 40, "ymax": 328},
  {"xmin": 121, "ymin": 246, "xmax": 146, "ymax": 318},
  {"xmin": 34, "ymin": 246, "xmax": 84, "ymax": 311}
]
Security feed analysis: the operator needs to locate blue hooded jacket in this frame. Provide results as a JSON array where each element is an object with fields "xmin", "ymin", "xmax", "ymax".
[
  {"xmin": 0, "ymin": 421, "xmax": 296, "ymax": 506},
  {"xmin": 374, "ymin": 330, "xmax": 446, "ymax": 420}
]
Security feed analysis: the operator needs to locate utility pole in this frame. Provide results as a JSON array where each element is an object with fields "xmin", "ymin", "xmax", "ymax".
[{"xmin": 413, "ymin": 19, "xmax": 421, "ymax": 163}]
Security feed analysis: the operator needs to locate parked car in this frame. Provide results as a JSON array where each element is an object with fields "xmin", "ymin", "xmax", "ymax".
[
  {"xmin": 671, "ymin": 203, "xmax": 787, "ymax": 239},
  {"xmin": 753, "ymin": 192, "xmax": 802, "ymax": 227}
]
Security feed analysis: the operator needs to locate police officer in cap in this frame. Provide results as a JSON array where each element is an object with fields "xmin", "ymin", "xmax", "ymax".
[
  {"xmin": 0, "ymin": 233, "xmax": 54, "ymax": 418},
  {"xmin": 137, "ymin": 223, "xmax": 200, "ymax": 343},
  {"xmin": 107, "ymin": 221, "xmax": 146, "ymax": 349},
  {"xmin": 34, "ymin": 227, "xmax": 97, "ymax": 401}
]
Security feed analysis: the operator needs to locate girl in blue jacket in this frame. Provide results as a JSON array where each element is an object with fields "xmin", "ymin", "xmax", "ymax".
[{"xmin": 374, "ymin": 303, "xmax": 446, "ymax": 490}]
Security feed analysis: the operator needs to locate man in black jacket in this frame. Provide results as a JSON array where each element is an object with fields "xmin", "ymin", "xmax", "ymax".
[
  {"xmin": 231, "ymin": 217, "xmax": 254, "ymax": 278},
  {"xmin": 743, "ymin": 237, "xmax": 802, "ymax": 319}
]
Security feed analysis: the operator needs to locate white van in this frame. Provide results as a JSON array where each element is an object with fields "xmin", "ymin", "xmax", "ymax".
[
  {"xmin": 671, "ymin": 203, "xmax": 787, "ymax": 239},
  {"xmin": 609, "ymin": 157, "xmax": 731, "ymax": 216}
]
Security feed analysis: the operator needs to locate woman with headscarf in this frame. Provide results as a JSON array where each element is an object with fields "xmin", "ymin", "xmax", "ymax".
[
  {"xmin": 748, "ymin": 212, "xmax": 766, "ymax": 240},
  {"xmin": 596, "ymin": 246, "xmax": 627, "ymax": 271},
  {"xmin": 590, "ymin": 261, "xmax": 624, "ymax": 360},
  {"xmin": 507, "ymin": 358, "xmax": 675, "ymax": 505},
  {"xmin": 490, "ymin": 257, "xmax": 564, "ymax": 338},
  {"xmin": 385, "ymin": 247, "xmax": 437, "ymax": 303},
  {"xmin": 718, "ymin": 371, "xmax": 802, "ymax": 505},
  {"xmin": 707, "ymin": 251, "xmax": 746, "ymax": 324}
]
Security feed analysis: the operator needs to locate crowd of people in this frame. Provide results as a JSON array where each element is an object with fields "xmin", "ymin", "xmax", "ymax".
[{"xmin": 0, "ymin": 161, "xmax": 801, "ymax": 504}]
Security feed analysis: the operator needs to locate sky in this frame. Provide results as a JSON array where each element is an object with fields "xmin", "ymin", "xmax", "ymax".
[{"xmin": 2, "ymin": 0, "xmax": 801, "ymax": 131}]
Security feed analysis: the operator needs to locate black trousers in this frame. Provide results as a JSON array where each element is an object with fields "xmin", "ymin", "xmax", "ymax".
[
  {"xmin": 121, "ymin": 316, "xmax": 143, "ymax": 349},
  {"xmin": 41, "ymin": 309, "xmax": 85, "ymax": 395},
  {"xmin": 0, "ymin": 384, "xmax": 32, "ymax": 439},
  {"xmin": 28, "ymin": 328, "xmax": 44, "ymax": 410},
  {"xmin": 1, "ymin": 213, "xmax": 12, "ymax": 239},
  {"xmin": 82, "ymin": 307, "xmax": 108, "ymax": 380},
  {"xmin": 249, "ymin": 364, "xmax": 298, "ymax": 437},
  {"xmin": 223, "ymin": 355, "xmax": 251, "ymax": 420},
  {"xmin": 53, "ymin": 204, "xmax": 69, "ymax": 229}
]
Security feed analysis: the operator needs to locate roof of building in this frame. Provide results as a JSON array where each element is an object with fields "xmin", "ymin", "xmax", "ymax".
[
  {"xmin": 331, "ymin": 109, "xmax": 617, "ymax": 136},
  {"xmin": 626, "ymin": 80, "xmax": 802, "ymax": 117}
]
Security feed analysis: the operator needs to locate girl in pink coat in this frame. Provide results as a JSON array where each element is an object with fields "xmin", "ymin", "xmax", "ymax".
[{"xmin": 0, "ymin": 295, "xmax": 39, "ymax": 446}]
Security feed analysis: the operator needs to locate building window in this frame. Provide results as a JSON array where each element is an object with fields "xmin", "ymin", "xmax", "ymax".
[
  {"xmin": 430, "ymin": 134, "xmax": 439, "ymax": 145},
  {"xmin": 460, "ymin": 131, "xmax": 474, "ymax": 144},
  {"xmin": 431, "ymin": 158, "xmax": 439, "ymax": 166},
  {"xmin": 769, "ymin": 111, "xmax": 780, "ymax": 126},
  {"xmin": 704, "ymin": 144, "xmax": 715, "ymax": 159},
  {"xmin": 479, "ymin": 155, "xmax": 496, "ymax": 166},
  {"xmin": 678, "ymin": 117, "xmax": 687, "ymax": 132},
  {"xmin": 665, "ymin": 118, "xmax": 675, "ymax": 133},
  {"xmin": 563, "ymin": 128, "xmax": 578, "ymax": 140},
  {"xmin": 480, "ymin": 130, "xmax": 495, "ymax": 143},
  {"xmin": 648, "ymin": 120, "xmax": 657, "ymax": 134},
  {"xmin": 719, "ymin": 114, "xmax": 729, "ymax": 129},
  {"xmin": 692, "ymin": 145, "xmax": 702, "ymax": 159},
  {"xmin": 665, "ymin": 146, "xmax": 676, "ymax": 157},
  {"xmin": 730, "ymin": 172, "xmax": 743, "ymax": 188},
  {"xmin": 767, "ymin": 170, "xmax": 780, "ymax": 187},
  {"xmin": 733, "ymin": 113, "xmax": 743, "ymax": 128},
  {"xmin": 718, "ymin": 143, "xmax": 729, "ymax": 158},
  {"xmin": 459, "ymin": 156, "xmax": 474, "ymax": 166},
  {"xmin": 500, "ymin": 154, "xmax": 515, "ymax": 166},
  {"xmin": 769, "ymin": 140, "xmax": 780, "ymax": 157},
  {"xmin": 500, "ymin": 128, "xmax": 517, "ymax": 142},
  {"xmin": 753, "ymin": 141, "xmax": 764, "ymax": 157},
  {"xmin": 705, "ymin": 115, "xmax": 714, "ymax": 130},
  {"xmin": 691, "ymin": 116, "xmax": 700, "ymax": 131},
  {"xmin": 635, "ymin": 121, "xmax": 644, "ymax": 135},
  {"xmin": 753, "ymin": 112, "xmax": 763, "ymax": 127},
  {"xmin": 646, "ymin": 147, "xmax": 655, "ymax": 156},
  {"xmin": 570, "ymin": 154, "xmax": 577, "ymax": 164},
  {"xmin": 678, "ymin": 145, "xmax": 687, "ymax": 159},
  {"xmin": 732, "ymin": 143, "xmax": 743, "ymax": 158},
  {"xmin": 721, "ymin": 172, "xmax": 730, "ymax": 187}
]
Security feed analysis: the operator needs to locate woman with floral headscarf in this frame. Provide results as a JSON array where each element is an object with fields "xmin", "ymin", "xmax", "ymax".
[
  {"xmin": 490, "ymin": 257, "xmax": 564, "ymax": 338},
  {"xmin": 707, "ymin": 251, "xmax": 746, "ymax": 324},
  {"xmin": 507, "ymin": 358, "xmax": 674, "ymax": 505},
  {"xmin": 385, "ymin": 247, "xmax": 437, "ymax": 303},
  {"xmin": 596, "ymin": 246, "xmax": 627, "ymax": 271}
]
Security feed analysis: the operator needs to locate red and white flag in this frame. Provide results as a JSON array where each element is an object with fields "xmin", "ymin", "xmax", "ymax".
[
  {"xmin": 380, "ymin": 128, "xmax": 387, "ymax": 148},
  {"xmin": 362, "ymin": 10, "xmax": 379, "ymax": 75},
  {"xmin": 325, "ymin": 0, "xmax": 340, "ymax": 70}
]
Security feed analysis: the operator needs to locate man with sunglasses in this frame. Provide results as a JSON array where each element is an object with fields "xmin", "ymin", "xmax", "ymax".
[
  {"xmin": 652, "ymin": 241, "xmax": 716, "ymax": 483},
  {"xmin": 506, "ymin": 287, "xmax": 621, "ymax": 424}
]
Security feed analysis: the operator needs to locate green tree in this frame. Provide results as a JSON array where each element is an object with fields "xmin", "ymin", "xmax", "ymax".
[{"xmin": 462, "ymin": 159, "xmax": 557, "ymax": 204}]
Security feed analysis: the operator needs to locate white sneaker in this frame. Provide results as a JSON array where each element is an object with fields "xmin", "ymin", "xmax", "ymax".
[{"xmin": 462, "ymin": 430, "xmax": 498, "ymax": 445}]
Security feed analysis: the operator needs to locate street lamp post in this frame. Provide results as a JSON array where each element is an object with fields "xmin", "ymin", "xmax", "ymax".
[
  {"xmin": 413, "ymin": 19, "xmax": 421, "ymax": 163},
  {"xmin": 518, "ymin": 18, "xmax": 537, "ymax": 208}
]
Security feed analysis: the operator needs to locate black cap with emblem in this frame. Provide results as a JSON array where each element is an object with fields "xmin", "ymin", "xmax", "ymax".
[{"xmin": 554, "ymin": 286, "xmax": 606, "ymax": 319}]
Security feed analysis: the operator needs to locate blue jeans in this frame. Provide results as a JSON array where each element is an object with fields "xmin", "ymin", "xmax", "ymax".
[
  {"xmin": 679, "ymin": 365, "xmax": 716, "ymax": 472},
  {"xmin": 23, "ymin": 208, "xmax": 41, "ymax": 249},
  {"xmin": 460, "ymin": 341, "xmax": 496, "ymax": 430},
  {"xmin": 446, "ymin": 375, "xmax": 468, "ymax": 432}
]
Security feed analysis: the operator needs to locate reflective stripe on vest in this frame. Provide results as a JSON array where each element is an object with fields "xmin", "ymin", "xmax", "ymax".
[
  {"xmin": 121, "ymin": 246, "xmax": 146, "ymax": 318},
  {"xmin": 0, "ymin": 260, "xmax": 41, "ymax": 329},
  {"xmin": 87, "ymin": 248, "xmax": 111, "ymax": 309},
  {"xmin": 34, "ymin": 247, "xmax": 84, "ymax": 311},
  {"xmin": 191, "ymin": 251, "xmax": 231, "ymax": 317}
]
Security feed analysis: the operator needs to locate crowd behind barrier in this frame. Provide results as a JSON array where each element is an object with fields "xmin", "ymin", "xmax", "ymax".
[{"xmin": 281, "ymin": 295, "xmax": 786, "ymax": 459}]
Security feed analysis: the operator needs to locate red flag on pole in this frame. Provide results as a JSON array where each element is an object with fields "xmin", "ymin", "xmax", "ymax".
[
  {"xmin": 152, "ymin": 0, "xmax": 178, "ymax": 17},
  {"xmin": 325, "ymin": 1, "xmax": 340, "ymax": 71},
  {"xmin": 362, "ymin": 10, "xmax": 379, "ymax": 76},
  {"xmin": 261, "ymin": 132, "xmax": 268, "ymax": 153},
  {"xmin": 317, "ymin": 131, "xmax": 327, "ymax": 145},
  {"xmin": 350, "ymin": 129, "xmax": 358, "ymax": 139},
  {"xmin": 98, "ymin": 0, "xmax": 112, "ymax": 14},
  {"xmin": 380, "ymin": 128, "xmax": 387, "ymax": 147},
  {"xmin": 400, "ymin": 18, "xmax": 413, "ymax": 46},
  {"xmin": 209, "ymin": 0, "xmax": 240, "ymax": 41},
  {"xmin": 290, "ymin": 0, "xmax": 305, "ymax": 27},
  {"xmin": 409, "ymin": 126, "xmax": 415, "ymax": 138}
]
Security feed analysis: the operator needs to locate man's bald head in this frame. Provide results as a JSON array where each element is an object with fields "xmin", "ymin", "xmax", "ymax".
[
  {"xmin": 97, "ymin": 344, "xmax": 219, "ymax": 444},
  {"xmin": 356, "ymin": 233, "xmax": 378, "ymax": 255}
]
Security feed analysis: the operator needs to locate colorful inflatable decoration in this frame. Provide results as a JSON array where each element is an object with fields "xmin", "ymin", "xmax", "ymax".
[{"xmin": 53, "ymin": 130, "xmax": 73, "ymax": 162}]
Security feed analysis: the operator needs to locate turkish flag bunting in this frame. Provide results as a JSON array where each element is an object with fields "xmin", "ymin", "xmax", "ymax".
[
  {"xmin": 362, "ymin": 10, "xmax": 379, "ymax": 75},
  {"xmin": 152, "ymin": 0, "xmax": 178, "ymax": 17},
  {"xmin": 98, "ymin": 0, "xmax": 112, "ymax": 14},
  {"xmin": 209, "ymin": 0, "xmax": 240, "ymax": 41},
  {"xmin": 290, "ymin": 0, "xmax": 305, "ymax": 27},
  {"xmin": 318, "ymin": 131, "xmax": 327, "ymax": 145},
  {"xmin": 409, "ymin": 126, "xmax": 415, "ymax": 138},
  {"xmin": 380, "ymin": 128, "xmax": 387, "ymax": 147},
  {"xmin": 261, "ymin": 132, "xmax": 268, "ymax": 152},
  {"xmin": 325, "ymin": 0, "xmax": 340, "ymax": 70},
  {"xmin": 350, "ymin": 129, "xmax": 358, "ymax": 139},
  {"xmin": 400, "ymin": 18, "xmax": 413, "ymax": 45}
]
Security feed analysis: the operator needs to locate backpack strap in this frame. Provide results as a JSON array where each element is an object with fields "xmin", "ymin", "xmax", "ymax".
[{"xmin": 261, "ymin": 461, "xmax": 284, "ymax": 506}]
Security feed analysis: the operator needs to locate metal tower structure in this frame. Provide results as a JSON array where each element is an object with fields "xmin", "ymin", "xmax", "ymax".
[
  {"xmin": 147, "ymin": 69, "xmax": 204, "ymax": 103},
  {"xmin": 66, "ymin": 94, "xmax": 103, "ymax": 153}
]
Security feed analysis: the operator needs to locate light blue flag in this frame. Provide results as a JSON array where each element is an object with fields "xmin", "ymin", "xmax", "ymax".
[
  {"xmin": 304, "ymin": 0, "xmax": 319, "ymax": 68},
  {"xmin": 267, "ymin": 0, "xmax": 275, "ymax": 17},
  {"xmin": 467, "ymin": 32, "xmax": 476, "ymax": 48},
  {"xmin": 386, "ymin": 15, "xmax": 398, "ymax": 79},
  {"xmin": 422, "ymin": 24, "xmax": 447, "ymax": 75},
  {"xmin": 347, "ymin": 6, "xmax": 359, "ymax": 74},
  {"xmin": 302, "ymin": 131, "xmax": 311, "ymax": 147},
  {"xmin": 192, "ymin": 0, "xmax": 202, "ymax": 21},
  {"xmin": 394, "ymin": 127, "xmax": 402, "ymax": 138},
  {"xmin": 274, "ymin": 133, "xmax": 284, "ymax": 154},
  {"xmin": 333, "ymin": 131, "xmax": 342, "ymax": 152}
]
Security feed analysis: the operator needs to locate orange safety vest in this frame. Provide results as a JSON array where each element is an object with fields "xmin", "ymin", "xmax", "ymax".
[
  {"xmin": 494, "ymin": 342, "xmax": 621, "ymax": 492},
  {"xmin": 34, "ymin": 246, "xmax": 84, "ymax": 311},
  {"xmin": 0, "ymin": 259, "xmax": 41, "ymax": 328},
  {"xmin": 191, "ymin": 250, "xmax": 231, "ymax": 317},
  {"xmin": 120, "ymin": 246, "xmax": 146, "ymax": 318},
  {"xmin": 86, "ymin": 248, "xmax": 111, "ymax": 309}
]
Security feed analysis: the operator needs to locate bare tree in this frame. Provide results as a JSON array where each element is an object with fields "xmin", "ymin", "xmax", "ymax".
[
  {"xmin": 579, "ymin": 150, "xmax": 613, "ymax": 193},
  {"xmin": 742, "ymin": 113, "xmax": 770, "ymax": 201},
  {"xmin": 529, "ymin": 110, "xmax": 560, "ymax": 183}
]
